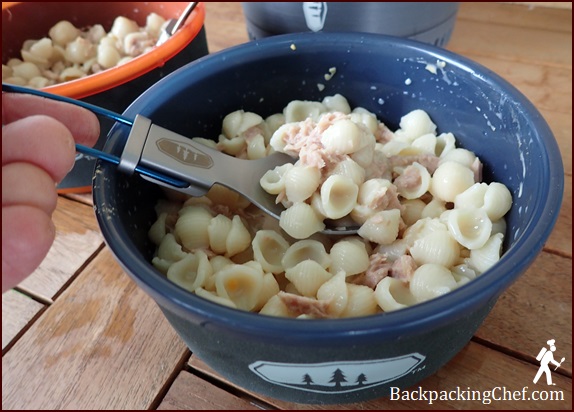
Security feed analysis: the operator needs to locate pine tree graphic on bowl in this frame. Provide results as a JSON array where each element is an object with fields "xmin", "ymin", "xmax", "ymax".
[{"xmin": 249, "ymin": 353, "xmax": 425, "ymax": 394}]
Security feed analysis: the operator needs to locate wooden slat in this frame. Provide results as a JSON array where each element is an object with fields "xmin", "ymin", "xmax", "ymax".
[
  {"xmin": 448, "ymin": 16, "xmax": 571, "ymax": 68},
  {"xmin": 507, "ymin": 3, "xmax": 572, "ymax": 11},
  {"xmin": 158, "ymin": 371, "xmax": 265, "ymax": 410},
  {"xmin": 541, "ymin": 110, "xmax": 572, "ymax": 175},
  {"xmin": 2, "ymin": 247, "xmax": 188, "ymax": 410},
  {"xmin": 62, "ymin": 192, "xmax": 94, "ymax": 206},
  {"xmin": 2, "ymin": 290, "xmax": 44, "ymax": 350},
  {"xmin": 459, "ymin": 3, "xmax": 572, "ymax": 32},
  {"xmin": 546, "ymin": 176, "xmax": 572, "ymax": 257},
  {"xmin": 16, "ymin": 197, "xmax": 104, "ymax": 300},
  {"xmin": 188, "ymin": 342, "xmax": 572, "ymax": 409},
  {"xmin": 204, "ymin": 2, "xmax": 249, "ymax": 53},
  {"xmin": 475, "ymin": 251, "xmax": 572, "ymax": 375},
  {"xmin": 412, "ymin": 343, "xmax": 572, "ymax": 410}
]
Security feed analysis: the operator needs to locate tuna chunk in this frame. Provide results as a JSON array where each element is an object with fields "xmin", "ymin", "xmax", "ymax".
[
  {"xmin": 394, "ymin": 164, "xmax": 422, "ymax": 193},
  {"xmin": 278, "ymin": 291, "xmax": 331, "ymax": 318},
  {"xmin": 390, "ymin": 153, "xmax": 439, "ymax": 174},
  {"xmin": 390, "ymin": 255, "xmax": 417, "ymax": 282}
]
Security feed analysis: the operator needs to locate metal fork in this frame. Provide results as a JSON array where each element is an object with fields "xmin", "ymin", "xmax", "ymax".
[
  {"xmin": 119, "ymin": 113, "xmax": 295, "ymax": 220},
  {"xmin": 3, "ymin": 83, "xmax": 360, "ymax": 235},
  {"xmin": 155, "ymin": 2, "xmax": 199, "ymax": 46},
  {"xmin": 3, "ymin": 83, "xmax": 362, "ymax": 235}
]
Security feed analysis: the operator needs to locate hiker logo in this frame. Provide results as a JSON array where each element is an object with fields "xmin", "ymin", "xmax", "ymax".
[
  {"xmin": 533, "ymin": 339, "xmax": 565, "ymax": 386},
  {"xmin": 249, "ymin": 353, "xmax": 425, "ymax": 394}
]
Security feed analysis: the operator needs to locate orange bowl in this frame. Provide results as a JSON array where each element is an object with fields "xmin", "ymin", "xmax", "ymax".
[
  {"xmin": 2, "ymin": 2, "xmax": 206, "ymax": 99},
  {"xmin": 2, "ymin": 2, "xmax": 208, "ymax": 192}
]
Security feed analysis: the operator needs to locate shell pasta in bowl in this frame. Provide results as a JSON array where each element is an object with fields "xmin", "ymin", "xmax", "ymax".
[
  {"xmin": 93, "ymin": 32, "xmax": 563, "ymax": 404},
  {"xmin": 148, "ymin": 94, "xmax": 513, "ymax": 318}
]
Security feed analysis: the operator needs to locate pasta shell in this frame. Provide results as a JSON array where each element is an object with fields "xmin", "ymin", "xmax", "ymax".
[
  {"xmin": 395, "ymin": 162, "xmax": 431, "ymax": 200},
  {"xmin": 282, "ymin": 239, "xmax": 331, "ymax": 270},
  {"xmin": 375, "ymin": 276, "xmax": 417, "ymax": 312},
  {"xmin": 247, "ymin": 134, "xmax": 267, "ymax": 160},
  {"xmin": 321, "ymin": 119, "xmax": 362, "ymax": 155},
  {"xmin": 175, "ymin": 205, "xmax": 213, "ymax": 251},
  {"xmin": 215, "ymin": 263, "xmax": 264, "ymax": 311},
  {"xmin": 316, "ymin": 272, "xmax": 348, "ymax": 317},
  {"xmin": 284, "ymin": 100, "xmax": 326, "ymax": 123},
  {"xmin": 430, "ymin": 161, "xmax": 475, "ymax": 203},
  {"xmin": 157, "ymin": 233, "xmax": 187, "ymax": 262},
  {"xmin": 402, "ymin": 217, "xmax": 447, "ymax": 248},
  {"xmin": 421, "ymin": 198, "xmax": 447, "ymax": 219},
  {"xmin": 208, "ymin": 214, "xmax": 232, "ymax": 254},
  {"xmin": 454, "ymin": 182, "xmax": 488, "ymax": 209},
  {"xmin": 148, "ymin": 212, "xmax": 168, "ymax": 246},
  {"xmin": 436, "ymin": 132, "xmax": 456, "ymax": 157},
  {"xmin": 341, "ymin": 284, "xmax": 378, "ymax": 318},
  {"xmin": 264, "ymin": 113, "xmax": 286, "ymax": 140},
  {"xmin": 329, "ymin": 158, "xmax": 366, "ymax": 186},
  {"xmin": 252, "ymin": 230, "xmax": 290, "ymax": 274},
  {"xmin": 411, "ymin": 133, "xmax": 437, "ymax": 154},
  {"xmin": 260, "ymin": 163, "xmax": 293, "ymax": 195},
  {"xmin": 206, "ymin": 184, "xmax": 241, "ymax": 208},
  {"xmin": 469, "ymin": 233, "xmax": 504, "ymax": 273},
  {"xmin": 320, "ymin": 175, "xmax": 359, "ymax": 219},
  {"xmin": 357, "ymin": 209, "xmax": 401, "ymax": 245},
  {"xmin": 402, "ymin": 199, "xmax": 426, "ymax": 226},
  {"xmin": 329, "ymin": 239, "xmax": 370, "ymax": 276},
  {"xmin": 255, "ymin": 273, "xmax": 281, "ymax": 311},
  {"xmin": 222, "ymin": 110, "xmax": 263, "ymax": 138},
  {"xmin": 167, "ymin": 250, "xmax": 212, "ymax": 293},
  {"xmin": 322, "ymin": 94, "xmax": 351, "ymax": 114},
  {"xmin": 394, "ymin": 109, "xmax": 437, "ymax": 143},
  {"xmin": 484, "ymin": 183, "xmax": 512, "ymax": 221},
  {"xmin": 195, "ymin": 287, "xmax": 237, "ymax": 309},
  {"xmin": 284, "ymin": 165, "xmax": 321, "ymax": 203},
  {"xmin": 410, "ymin": 230, "xmax": 460, "ymax": 268},
  {"xmin": 217, "ymin": 135, "xmax": 246, "ymax": 156},
  {"xmin": 259, "ymin": 294, "xmax": 292, "ymax": 318},
  {"xmin": 285, "ymin": 260, "xmax": 333, "ymax": 297},
  {"xmin": 151, "ymin": 257, "xmax": 172, "ymax": 275},
  {"xmin": 350, "ymin": 109, "xmax": 378, "ymax": 134},
  {"xmin": 225, "ymin": 216, "xmax": 252, "ymax": 257},
  {"xmin": 447, "ymin": 207, "xmax": 492, "ymax": 250},
  {"xmin": 409, "ymin": 263, "xmax": 457, "ymax": 302},
  {"xmin": 279, "ymin": 202, "xmax": 325, "ymax": 239},
  {"xmin": 439, "ymin": 148, "xmax": 476, "ymax": 169}
]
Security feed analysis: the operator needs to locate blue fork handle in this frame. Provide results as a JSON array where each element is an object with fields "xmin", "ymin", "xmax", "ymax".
[
  {"xmin": 2, "ymin": 83, "xmax": 133, "ymax": 126},
  {"xmin": 74, "ymin": 145, "xmax": 187, "ymax": 188},
  {"xmin": 2, "ymin": 83, "xmax": 188, "ymax": 188}
]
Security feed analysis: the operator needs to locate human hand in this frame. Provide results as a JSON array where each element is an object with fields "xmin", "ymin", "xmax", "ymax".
[{"xmin": 2, "ymin": 93, "xmax": 100, "ymax": 293}]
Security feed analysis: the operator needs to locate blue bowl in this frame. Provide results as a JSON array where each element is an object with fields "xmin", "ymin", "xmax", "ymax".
[{"xmin": 93, "ymin": 32, "xmax": 564, "ymax": 404}]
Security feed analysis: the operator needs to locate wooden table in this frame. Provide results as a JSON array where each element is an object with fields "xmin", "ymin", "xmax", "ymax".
[{"xmin": 2, "ymin": 2, "xmax": 571, "ymax": 410}]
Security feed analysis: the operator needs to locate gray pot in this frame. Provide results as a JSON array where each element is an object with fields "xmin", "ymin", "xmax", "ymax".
[{"xmin": 241, "ymin": 2, "xmax": 459, "ymax": 46}]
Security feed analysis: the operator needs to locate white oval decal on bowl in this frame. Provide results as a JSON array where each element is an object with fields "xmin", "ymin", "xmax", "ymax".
[{"xmin": 249, "ymin": 353, "xmax": 425, "ymax": 394}]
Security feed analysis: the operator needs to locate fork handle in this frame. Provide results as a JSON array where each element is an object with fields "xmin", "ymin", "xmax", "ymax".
[
  {"xmin": 2, "ymin": 83, "xmax": 133, "ymax": 126},
  {"xmin": 123, "ymin": 115, "xmax": 252, "ymax": 197},
  {"xmin": 2, "ymin": 83, "xmax": 187, "ymax": 189}
]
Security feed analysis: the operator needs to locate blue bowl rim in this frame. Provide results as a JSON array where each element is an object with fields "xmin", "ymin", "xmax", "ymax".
[{"xmin": 94, "ymin": 31, "xmax": 564, "ymax": 343}]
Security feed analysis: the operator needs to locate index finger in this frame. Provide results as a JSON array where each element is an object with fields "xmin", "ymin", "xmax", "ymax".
[{"xmin": 2, "ymin": 93, "xmax": 100, "ymax": 147}]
